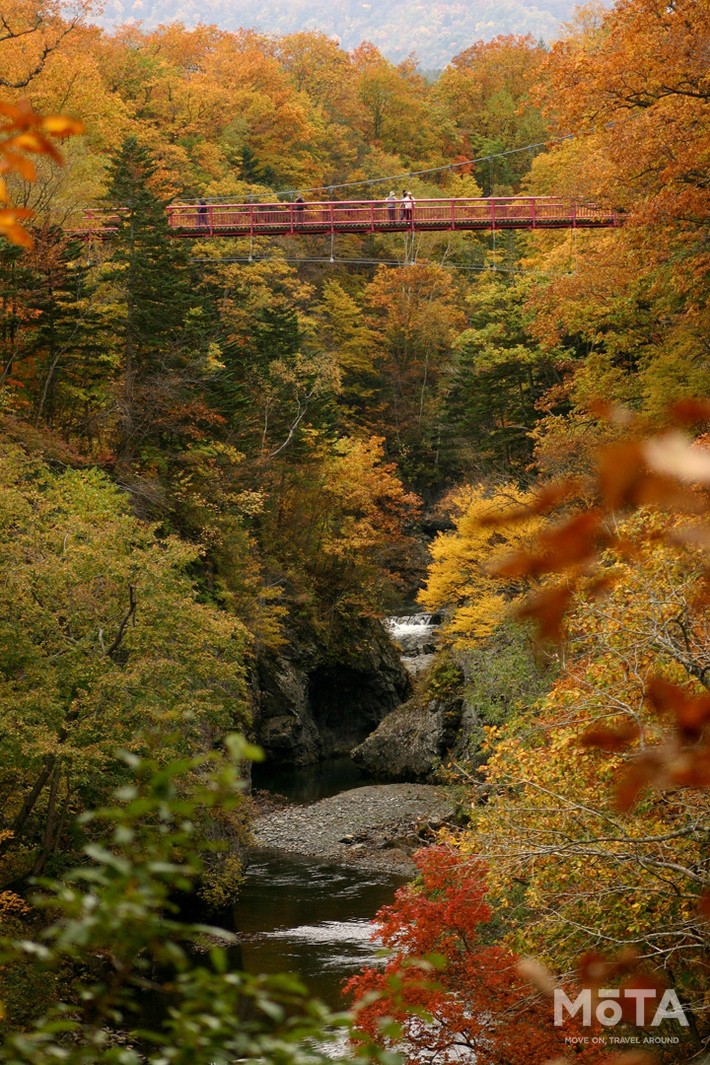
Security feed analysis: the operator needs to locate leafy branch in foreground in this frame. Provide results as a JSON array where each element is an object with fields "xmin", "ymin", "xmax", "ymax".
[
  {"xmin": 0, "ymin": 97, "xmax": 83, "ymax": 246},
  {"xmin": 0, "ymin": 739, "xmax": 394, "ymax": 1065},
  {"xmin": 480, "ymin": 401, "xmax": 710, "ymax": 814}
]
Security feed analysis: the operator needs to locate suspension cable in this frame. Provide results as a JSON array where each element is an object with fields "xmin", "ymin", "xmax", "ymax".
[{"xmin": 271, "ymin": 131, "xmax": 578, "ymax": 198}]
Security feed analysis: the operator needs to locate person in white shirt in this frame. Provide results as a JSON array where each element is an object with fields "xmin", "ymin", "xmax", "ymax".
[{"xmin": 403, "ymin": 191, "xmax": 414, "ymax": 222}]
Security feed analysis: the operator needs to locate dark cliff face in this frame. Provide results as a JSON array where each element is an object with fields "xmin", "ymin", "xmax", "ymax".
[{"xmin": 252, "ymin": 617, "xmax": 412, "ymax": 765}]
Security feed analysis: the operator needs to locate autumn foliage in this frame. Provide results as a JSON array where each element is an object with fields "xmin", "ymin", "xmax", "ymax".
[
  {"xmin": 0, "ymin": 0, "xmax": 708, "ymax": 1062},
  {"xmin": 347, "ymin": 847, "xmax": 599, "ymax": 1064},
  {"xmin": 0, "ymin": 98, "xmax": 82, "ymax": 245}
]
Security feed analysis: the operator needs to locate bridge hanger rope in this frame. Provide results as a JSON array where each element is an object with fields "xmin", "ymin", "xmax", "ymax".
[{"xmin": 188, "ymin": 255, "xmax": 536, "ymax": 275}]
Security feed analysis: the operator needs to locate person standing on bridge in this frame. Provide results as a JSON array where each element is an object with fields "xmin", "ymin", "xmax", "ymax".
[
  {"xmin": 197, "ymin": 197, "xmax": 208, "ymax": 227},
  {"xmin": 294, "ymin": 195, "xmax": 305, "ymax": 220},
  {"xmin": 386, "ymin": 190, "xmax": 397, "ymax": 221},
  {"xmin": 402, "ymin": 190, "xmax": 414, "ymax": 222}
]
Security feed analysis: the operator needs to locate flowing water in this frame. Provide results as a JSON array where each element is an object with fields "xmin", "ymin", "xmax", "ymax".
[
  {"xmin": 232, "ymin": 851, "xmax": 407, "ymax": 1007},
  {"xmin": 239, "ymin": 617, "xmax": 433, "ymax": 1010},
  {"xmin": 383, "ymin": 613, "xmax": 439, "ymax": 675}
]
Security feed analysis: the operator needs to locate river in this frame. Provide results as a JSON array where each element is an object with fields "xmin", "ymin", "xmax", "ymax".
[
  {"xmin": 237, "ymin": 615, "xmax": 438, "ymax": 1009},
  {"xmin": 239, "ymin": 757, "xmax": 408, "ymax": 1008},
  {"xmin": 232, "ymin": 849, "xmax": 407, "ymax": 1007}
]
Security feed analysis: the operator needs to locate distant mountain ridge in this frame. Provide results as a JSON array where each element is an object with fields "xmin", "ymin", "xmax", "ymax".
[{"xmin": 96, "ymin": 0, "xmax": 590, "ymax": 67}]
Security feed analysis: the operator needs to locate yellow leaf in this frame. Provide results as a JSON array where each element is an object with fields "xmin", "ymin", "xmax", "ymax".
[{"xmin": 41, "ymin": 115, "xmax": 85, "ymax": 137}]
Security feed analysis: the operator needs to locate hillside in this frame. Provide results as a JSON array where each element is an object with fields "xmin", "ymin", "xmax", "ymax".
[{"xmin": 95, "ymin": 0, "xmax": 594, "ymax": 67}]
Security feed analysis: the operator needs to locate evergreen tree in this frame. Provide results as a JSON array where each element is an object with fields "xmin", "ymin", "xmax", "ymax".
[
  {"xmin": 0, "ymin": 241, "xmax": 35, "ymax": 399},
  {"xmin": 28, "ymin": 228, "xmax": 110, "ymax": 440},
  {"xmin": 440, "ymin": 272, "xmax": 560, "ymax": 476},
  {"xmin": 0, "ymin": 230, "xmax": 110, "ymax": 446},
  {"xmin": 104, "ymin": 137, "xmax": 218, "ymax": 466}
]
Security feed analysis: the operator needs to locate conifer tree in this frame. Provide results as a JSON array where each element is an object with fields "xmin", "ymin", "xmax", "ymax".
[
  {"xmin": 28, "ymin": 228, "xmax": 109, "ymax": 438},
  {"xmin": 104, "ymin": 136, "xmax": 214, "ymax": 466}
]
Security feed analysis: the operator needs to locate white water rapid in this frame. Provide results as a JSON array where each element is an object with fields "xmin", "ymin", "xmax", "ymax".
[{"xmin": 383, "ymin": 612, "xmax": 439, "ymax": 674}]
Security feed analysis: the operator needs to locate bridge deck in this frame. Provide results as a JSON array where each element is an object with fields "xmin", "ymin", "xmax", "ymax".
[{"xmin": 77, "ymin": 197, "xmax": 620, "ymax": 239}]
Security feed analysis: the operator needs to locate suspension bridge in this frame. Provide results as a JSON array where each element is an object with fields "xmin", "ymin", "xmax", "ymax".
[{"xmin": 77, "ymin": 196, "xmax": 621, "ymax": 240}]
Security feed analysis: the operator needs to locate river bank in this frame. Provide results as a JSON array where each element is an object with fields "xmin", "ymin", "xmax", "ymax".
[{"xmin": 253, "ymin": 782, "xmax": 457, "ymax": 875}]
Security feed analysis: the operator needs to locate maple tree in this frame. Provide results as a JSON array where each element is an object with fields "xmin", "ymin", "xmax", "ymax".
[
  {"xmin": 435, "ymin": 34, "xmax": 549, "ymax": 195},
  {"xmin": 347, "ymin": 846, "xmax": 597, "ymax": 1064}
]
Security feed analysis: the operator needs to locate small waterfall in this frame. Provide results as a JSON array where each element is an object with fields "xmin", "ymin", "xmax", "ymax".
[{"xmin": 384, "ymin": 613, "xmax": 438, "ymax": 675}]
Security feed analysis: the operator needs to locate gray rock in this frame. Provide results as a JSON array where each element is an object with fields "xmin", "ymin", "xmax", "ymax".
[
  {"xmin": 254, "ymin": 782, "xmax": 456, "ymax": 873},
  {"xmin": 351, "ymin": 688, "xmax": 463, "ymax": 782}
]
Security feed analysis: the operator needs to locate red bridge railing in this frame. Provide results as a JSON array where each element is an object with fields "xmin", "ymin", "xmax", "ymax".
[{"xmin": 71, "ymin": 197, "xmax": 621, "ymax": 240}]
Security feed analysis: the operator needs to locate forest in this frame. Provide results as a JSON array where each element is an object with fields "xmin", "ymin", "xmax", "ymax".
[{"xmin": 0, "ymin": 0, "xmax": 708, "ymax": 1062}]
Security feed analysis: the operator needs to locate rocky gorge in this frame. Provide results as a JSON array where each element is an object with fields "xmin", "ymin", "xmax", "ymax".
[{"xmin": 252, "ymin": 616, "xmax": 412, "ymax": 766}]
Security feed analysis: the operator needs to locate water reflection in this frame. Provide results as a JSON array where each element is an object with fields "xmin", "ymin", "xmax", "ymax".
[
  {"xmin": 251, "ymin": 755, "xmax": 372, "ymax": 805},
  {"xmin": 233, "ymin": 852, "xmax": 407, "ymax": 1007}
]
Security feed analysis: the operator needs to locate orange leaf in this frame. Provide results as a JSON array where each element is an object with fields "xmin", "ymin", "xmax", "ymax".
[
  {"xmin": 583, "ymin": 571, "xmax": 620, "ymax": 599},
  {"xmin": 493, "ymin": 511, "xmax": 604, "ymax": 579},
  {"xmin": 667, "ymin": 746, "xmax": 710, "ymax": 787},
  {"xmin": 643, "ymin": 431, "xmax": 710, "ymax": 487},
  {"xmin": 669, "ymin": 524, "xmax": 710, "ymax": 551},
  {"xmin": 492, "ymin": 549, "xmax": 542, "ymax": 579},
  {"xmin": 670, "ymin": 398, "xmax": 710, "ymax": 425},
  {"xmin": 516, "ymin": 957, "xmax": 556, "ymax": 995},
  {"xmin": 9, "ymin": 130, "xmax": 62, "ymax": 164},
  {"xmin": 0, "ymin": 222, "xmax": 33, "ymax": 247},
  {"xmin": 41, "ymin": 115, "xmax": 84, "ymax": 137},
  {"xmin": 576, "ymin": 950, "xmax": 613, "ymax": 987},
  {"xmin": 537, "ymin": 509, "xmax": 605, "ymax": 567},
  {"xmin": 619, "ymin": 973, "xmax": 667, "ymax": 1025},
  {"xmin": 1, "ymin": 150, "xmax": 37, "ymax": 181},
  {"xmin": 515, "ymin": 584, "xmax": 574, "ymax": 642},
  {"xmin": 597, "ymin": 441, "xmax": 647, "ymax": 510},
  {"xmin": 615, "ymin": 758, "xmax": 656, "ymax": 812},
  {"xmin": 646, "ymin": 677, "xmax": 710, "ymax": 739},
  {"xmin": 587, "ymin": 400, "xmax": 635, "ymax": 427},
  {"xmin": 580, "ymin": 721, "xmax": 640, "ymax": 752},
  {"xmin": 0, "ymin": 99, "xmax": 35, "ymax": 124},
  {"xmin": 477, "ymin": 478, "xmax": 586, "ymax": 527}
]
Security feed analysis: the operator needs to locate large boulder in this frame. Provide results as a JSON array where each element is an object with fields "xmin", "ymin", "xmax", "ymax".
[{"xmin": 351, "ymin": 690, "xmax": 464, "ymax": 782}]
